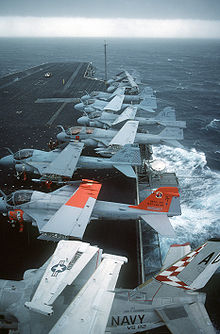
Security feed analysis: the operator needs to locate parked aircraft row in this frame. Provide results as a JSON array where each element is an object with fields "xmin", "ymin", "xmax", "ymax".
[{"xmin": 0, "ymin": 70, "xmax": 218, "ymax": 334}]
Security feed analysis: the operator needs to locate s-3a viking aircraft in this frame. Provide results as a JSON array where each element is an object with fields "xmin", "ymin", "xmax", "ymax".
[
  {"xmin": 0, "ymin": 143, "xmax": 141, "ymax": 179},
  {"xmin": 0, "ymin": 239, "xmax": 219, "ymax": 334},
  {"xmin": 0, "ymin": 179, "xmax": 181, "ymax": 240}
]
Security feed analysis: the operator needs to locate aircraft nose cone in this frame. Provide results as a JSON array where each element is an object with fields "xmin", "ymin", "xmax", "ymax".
[
  {"xmin": 74, "ymin": 103, "xmax": 84, "ymax": 111},
  {"xmin": 57, "ymin": 132, "xmax": 69, "ymax": 142},
  {"xmin": 107, "ymin": 86, "xmax": 115, "ymax": 93},
  {"xmin": 0, "ymin": 197, "xmax": 7, "ymax": 214},
  {"xmin": 80, "ymin": 95, "xmax": 90, "ymax": 102},
  {"xmin": 77, "ymin": 116, "xmax": 89, "ymax": 126},
  {"xmin": 0, "ymin": 155, "xmax": 15, "ymax": 168}
]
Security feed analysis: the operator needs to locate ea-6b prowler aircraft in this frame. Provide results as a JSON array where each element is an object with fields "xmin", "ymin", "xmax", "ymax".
[
  {"xmin": 57, "ymin": 121, "xmax": 184, "ymax": 154},
  {"xmin": 77, "ymin": 106, "xmax": 186, "ymax": 129},
  {"xmin": 0, "ymin": 239, "xmax": 219, "ymax": 333},
  {"xmin": 0, "ymin": 179, "xmax": 181, "ymax": 240},
  {"xmin": 0, "ymin": 143, "xmax": 142, "ymax": 179}
]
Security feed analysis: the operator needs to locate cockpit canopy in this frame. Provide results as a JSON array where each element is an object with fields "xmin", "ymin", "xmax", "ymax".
[
  {"xmin": 6, "ymin": 190, "xmax": 33, "ymax": 206},
  {"xmin": 84, "ymin": 99, "xmax": 95, "ymax": 106},
  {"xmin": 89, "ymin": 111, "xmax": 102, "ymax": 119},
  {"xmin": 14, "ymin": 149, "xmax": 34, "ymax": 160},
  {"xmin": 66, "ymin": 127, "xmax": 94, "ymax": 135}
]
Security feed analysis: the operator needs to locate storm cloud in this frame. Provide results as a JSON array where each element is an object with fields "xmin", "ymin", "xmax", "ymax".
[{"xmin": 0, "ymin": 0, "xmax": 220, "ymax": 20}]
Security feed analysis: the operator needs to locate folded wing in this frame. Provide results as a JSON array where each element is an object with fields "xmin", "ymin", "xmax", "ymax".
[
  {"xmin": 40, "ymin": 179, "xmax": 102, "ymax": 239},
  {"xmin": 49, "ymin": 254, "xmax": 127, "ymax": 334}
]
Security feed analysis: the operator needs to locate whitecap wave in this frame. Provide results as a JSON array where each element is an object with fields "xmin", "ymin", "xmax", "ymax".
[
  {"xmin": 206, "ymin": 118, "xmax": 220, "ymax": 130},
  {"xmin": 152, "ymin": 146, "xmax": 220, "ymax": 258}
]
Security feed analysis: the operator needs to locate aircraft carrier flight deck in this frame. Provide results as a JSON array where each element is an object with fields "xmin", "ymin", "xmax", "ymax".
[{"xmin": 0, "ymin": 62, "xmax": 140, "ymax": 289}]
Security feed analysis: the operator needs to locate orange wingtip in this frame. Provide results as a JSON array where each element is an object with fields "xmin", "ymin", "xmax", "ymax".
[
  {"xmin": 66, "ymin": 179, "xmax": 102, "ymax": 208},
  {"xmin": 171, "ymin": 242, "xmax": 191, "ymax": 247}
]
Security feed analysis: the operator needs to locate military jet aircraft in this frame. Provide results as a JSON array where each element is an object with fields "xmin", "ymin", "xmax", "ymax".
[
  {"xmin": 56, "ymin": 121, "xmax": 184, "ymax": 154},
  {"xmin": 77, "ymin": 106, "xmax": 186, "ymax": 129},
  {"xmin": 106, "ymin": 70, "xmax": 139, "ymax": 94},
  {"xmin": 0, "ymin": 179, "xmax": 181, "ymax": 239},
  {"xmin": 0, "ymin": 239, "xmax": 127, "ymax": 333},
  {"xmin": 81, "ymin": 86, "xmax": 156, "ymax": 105},
  {"xmin": 0, "ymin": 144, "xmax": 141, "ymax": 179},
  {"xmin": 0, "ymin": 238, "xmax": 219, "ymax": 333},
  {"xmin": 75, "ymin": 92, "xmax": 157, "ymax": 114}
]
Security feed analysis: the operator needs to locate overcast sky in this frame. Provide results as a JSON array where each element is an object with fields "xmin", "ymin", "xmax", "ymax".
[{"xmin": 0, "ymin": 0, "xmax": 220, "ymax": 38}]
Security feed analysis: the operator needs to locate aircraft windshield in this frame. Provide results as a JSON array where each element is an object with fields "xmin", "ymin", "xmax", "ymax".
[
  {"xmin": 6, "ymin": 190, "xmax": 33, "ymax": 206},
  {"xmin": 67, "ymin": 127, "xmax": 82, "ymax": 135},
  {"xmin": 14, "ymin": 149, "xmax": 34, "ymax": 160},
  {"xmin": 89, "ymin": 111, "xmax": 101, "ymax": 119},
  {"xmin": 84, "ymin": 99, "xmax": 94, "ymax": 105},
  {"xmin": 86, "ymin": 128, "xmax": 94, "ymax": 134}
]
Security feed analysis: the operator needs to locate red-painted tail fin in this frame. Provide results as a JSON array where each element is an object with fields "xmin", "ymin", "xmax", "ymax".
[{"xmin": 130, "ymin": 187, "xmax": 179, "ymax": 212}]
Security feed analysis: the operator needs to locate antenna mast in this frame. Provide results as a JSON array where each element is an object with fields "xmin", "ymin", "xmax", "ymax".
[{"xmin": 104, "ymin": 40, "xmax": 107, "ymax": 82}]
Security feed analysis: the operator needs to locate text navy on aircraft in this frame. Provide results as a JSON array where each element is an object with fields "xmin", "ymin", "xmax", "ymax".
[{"xmin": 0, "ymin": 239, "xmax": 219, "ymax": 333}]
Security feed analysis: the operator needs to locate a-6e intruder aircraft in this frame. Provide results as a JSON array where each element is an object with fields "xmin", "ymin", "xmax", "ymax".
[
  {"xmin": 0, "ymin": 179, "xmax": 181, "ymax": 240},
  {"xmin": 0, "ymin": 239, "xmax": 219, "ymax": 334},
  {"xmin": 75, "ymin": 92, "xmax": 157, "ymax": 114},
  {"xmin": 77, "ymin": 106, "xmax": 186, "ymax": 129},
  {"xmin": 57, "ymin": 121, "xmax": 184, "ymax": 156},
  {"xmin": 0, "ymin": 143, "xmax": 142, "ymax": 179},
  {"xmin": 80, "ymin": 86, "xmax": 155, "ymax": 105},
  {"xmin": 105, "ymin": 70, "xmax": 140, "ymax": 94}
]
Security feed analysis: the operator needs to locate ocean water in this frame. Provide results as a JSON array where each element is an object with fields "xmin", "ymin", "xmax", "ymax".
[{"xmin": 0, "ymin": 37, "xmax": 219, "ymax": 330}]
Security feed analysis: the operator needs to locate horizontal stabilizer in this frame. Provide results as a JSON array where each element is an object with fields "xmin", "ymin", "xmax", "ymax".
[
  {"xmin": 113, "ymin": 164, "xmax": 137, "ymax": 178},
  {"xmin": 141, "ymin": 214, "xmax": 175, "ymax": 237},
  {"xmin": 112, "ymin": 106, "xmax": 137, "ymax": 126},
  {"xmin": 156, "ymin": 302, "xmax": 216, "ymax": 334},
  {"xmin": 49, "ymin": 254, "xmax": 127, "ymax": 334},
  {"xmin": 110, "ymin": 144, "xmax": 141, "ymax": 165},
  {"xmin": 109, "ymin": 121, "xmax": 139, "ymax": 146},
  {"xmin": 25, "ymin": 240, "xmax": 101, "ymax": 315},
  {"xmin": 162, "ymin": 140, "xmax": 184, "ymax": 148},
  {"xmin": 158, "ymin": 120, "xmax": 186, "ymax": 129}
]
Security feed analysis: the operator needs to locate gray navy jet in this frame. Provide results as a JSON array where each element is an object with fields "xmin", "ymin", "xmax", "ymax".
[
  {"xmin": 56, "ymin": 121, "xmax": 184, "ymax": 153},
  {"xmin": 0, "ymin": 179, "xmax": 181, "ymax": 239},
  {"xmin": 77, "ymin": 106, "xmax": 186, "ymax": 129},
  {"xmin": 0, "ymin": 238, "xmax": 219, "ymax": 333},
  {"xmin": 0, "ymin": 143, "xmax": 141, "ymax": 179}
]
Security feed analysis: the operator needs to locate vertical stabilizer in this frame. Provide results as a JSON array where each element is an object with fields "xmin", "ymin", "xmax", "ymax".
[
  {"xmin": 130, "ymin": 187, "xmax": 179, "ymax": 213},
  {"xmin": 155, "ymin": 239, "xmax": 220, "ymax": 290}
]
